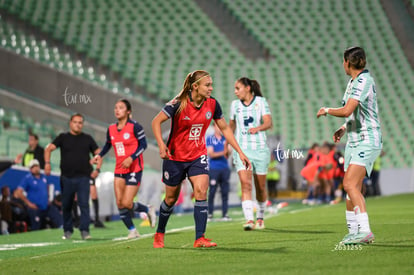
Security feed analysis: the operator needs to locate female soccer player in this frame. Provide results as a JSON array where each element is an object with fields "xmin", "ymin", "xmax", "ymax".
[
  {"xmin": 93, "ymin": 99, "xmax": 156, "ymax": 239},
  {"xmin": 152, "ymin": 70, "xmax": 251, "ymax": 248},
  {"xmin": 317, "ymin": 46, "xmax": 382, "ymax": 244},
  {"xmin": 230, "ymin": 77, "xmax": 273, "ymax": 230}
]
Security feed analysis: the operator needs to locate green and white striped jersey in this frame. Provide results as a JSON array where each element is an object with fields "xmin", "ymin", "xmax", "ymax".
[
  {"xmin": 229, "ymin": 96, "xmax": 271, "ymax": 150},
  {"xmin": 342, "ymin": 70, "xmax": 382, "ymax": 148}
]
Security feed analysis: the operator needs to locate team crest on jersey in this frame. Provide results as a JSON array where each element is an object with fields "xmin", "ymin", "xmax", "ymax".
[
  {"xmin": 123, "ymin": 133, "xmax": 130, "ymax": 140},
  {"xmin": 189, "ymin": 124, "xmax": 203, "ymax": 140},
  {"xmin": 255, "ymin": 103, "xmax": 260, "ymax": 110},
  {"xmin": 164, "ymin": 171, "xmax": 169, "ymax": 180},
  {"xmin": 205, "ymin": 111, "xmax": 212, "ymax": 120}
]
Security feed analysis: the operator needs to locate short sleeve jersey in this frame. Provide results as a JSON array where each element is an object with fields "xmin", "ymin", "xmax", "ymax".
[
  {"xmin": 342, "ymin": 70, "xmax": 382, "ymax": 148},
  {"xmin": 18, "ymin": 174, "xmax": 49, "ymax": 210},
  {"xmin": 106, "ymin": 119, "xmax": 145, "ymax": 174},
  {"xmin": 163, "ymin": 97, "xmax": 223, "ymax": 162},
  {"xmin": 206, "ymin": 134, "xmax": 229, "ymax": 170},
  {"xmin": 230, "ymin": 96, "xmax": 271, "ymax": 150},
  {"xmin": 52, "ymin": 132, "xmax": 98, "ymax": 178}
]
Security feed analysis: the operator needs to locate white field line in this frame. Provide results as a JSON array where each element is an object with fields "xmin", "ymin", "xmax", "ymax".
[{"xmin": 8, "ymin": 204, "xmax": 321, "ymax": 259}]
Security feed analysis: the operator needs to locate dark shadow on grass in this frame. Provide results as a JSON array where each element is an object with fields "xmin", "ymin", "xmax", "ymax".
[
  {"xmin": 163, "ymin": 246, "xmax": 288, "ymax": 254},
  {"xmin": 228, "ymin": 238, "xmax": 317, "ymax": 246},
  {"xmin": 263, "ymin": 228, "xmax": 335, "ymax": 234}
]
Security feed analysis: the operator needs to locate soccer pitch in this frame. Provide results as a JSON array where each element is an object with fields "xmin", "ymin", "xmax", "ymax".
[{"xmin": 1, "ymin": 193, "xmax": 413, "ymax": 274}]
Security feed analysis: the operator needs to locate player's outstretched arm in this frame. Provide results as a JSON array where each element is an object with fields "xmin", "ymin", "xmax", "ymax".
[{"xmin": 317, "ymin": 98, "xmax": 359, "ymax": 118}]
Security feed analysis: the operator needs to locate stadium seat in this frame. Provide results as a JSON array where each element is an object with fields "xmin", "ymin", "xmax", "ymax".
[{"xmin": 0, "ymin": 0, "xmax": 412, "ymax": 168}]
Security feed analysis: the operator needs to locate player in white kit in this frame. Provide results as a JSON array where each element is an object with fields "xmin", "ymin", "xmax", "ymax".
[
  {"xmin": 317, "ymin": 47, "xmax": 382, "ymax": 244},
  {"xmin": 230, "ymin": 77, "xmax": 273, "ymax": 230}
]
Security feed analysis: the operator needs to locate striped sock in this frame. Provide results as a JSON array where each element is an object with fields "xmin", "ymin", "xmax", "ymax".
[
  {"xmin": 346, "ymin": 210, "xmax": 358, "ymax": 234},
  {"xmin": 119, "ymin": 208, "xmax": 135, "ymax": 230},
  {"xmin": 194, "ymin": 200, "xmax": 208, "ymax": 240},
  {"xmin": 133, "ymin": 202, "xmax": 149, "ymax": 213},
  {"xmin": 156, "ymin": 200, "xmax": 174, "ymax": 233}
]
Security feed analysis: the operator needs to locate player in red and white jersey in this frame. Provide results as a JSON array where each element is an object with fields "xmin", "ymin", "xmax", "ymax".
[
  {"xmin": 93, "ymin": 99, "xmax": 156, "ymax": 239},
  {"xmin": 152, "ymin": 70, "xmax": 251, "ymax": 248}
]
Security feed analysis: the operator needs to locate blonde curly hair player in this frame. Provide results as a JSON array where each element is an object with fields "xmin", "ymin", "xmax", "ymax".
[{"xmin": 151, "ymin": 70, "xmax": 251, "ymax": 248}]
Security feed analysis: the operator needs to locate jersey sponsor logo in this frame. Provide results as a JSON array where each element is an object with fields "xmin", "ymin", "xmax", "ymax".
[
  {"xmin": 115, "ymin": 142, "xmax": 126, "ymax": 156},
  {"xmin": 123, "ymin": 133, "xmax": 130, "ymax": 140},
  {"xmin": 183, "ymin": 116, "xmax": 191, "ymax": 120},
  {"xmin": 205, "ymin": 111, "xmax": 212, "ymax": 120},
  {"xmin": 243, "ymin": 116, "xmax": 254, "ymax": 126},
  {"xmin": 189, "ymin": 124, "xmax": 203, "ymax": 140}
]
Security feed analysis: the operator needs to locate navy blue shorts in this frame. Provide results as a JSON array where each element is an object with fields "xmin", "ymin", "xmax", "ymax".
[
  {"xmin": 162, "ymin": 155, "xmax": 209, "ymax": 186},
  {"xmin": 114, "ymin": 171, "xmax": 143, "ymax": 186}
]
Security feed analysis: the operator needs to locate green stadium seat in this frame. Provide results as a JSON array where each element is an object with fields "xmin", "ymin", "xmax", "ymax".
[{"xmin": 0, "ymin": 0, "xmax": 412, "ymax": 168}]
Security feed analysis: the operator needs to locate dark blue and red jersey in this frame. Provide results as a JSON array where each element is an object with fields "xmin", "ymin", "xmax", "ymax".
[
  {"xmin": 99, "ymin": 119, "xmax": 147, "ymax": 174},
  {"xmin": 163, "ymin": 97, "xmax": 223, "ymax": 162}
]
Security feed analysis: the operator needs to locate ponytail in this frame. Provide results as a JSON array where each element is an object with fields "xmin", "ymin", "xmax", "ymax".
[
  {"xmin": 174, "ymin": 70, "xmax": 210, "ymax": 114},
  {"xmin": 237, "ymin": 77, "xmax": 263, "ymax": 97}
]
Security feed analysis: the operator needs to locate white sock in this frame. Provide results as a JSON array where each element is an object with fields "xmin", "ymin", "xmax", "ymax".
[
  {"xmin": 242, "ymin": 200, "xmax": 254, "ymax": 221},
  {"xmin": 256, "ymin": 201, "xmax": 266, "ymax": 220},
  {"xmin": 356, "ymin": 212, "xmax": 371, "ymax": 233},
  {"xmin": 346, "ymin": 210, "xmax": 358, "ymax": 234}
]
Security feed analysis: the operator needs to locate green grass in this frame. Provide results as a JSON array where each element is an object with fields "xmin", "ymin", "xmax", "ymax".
[{"xmin": 1, "ymin": 194, "xmax": 413, "ymax": 274}]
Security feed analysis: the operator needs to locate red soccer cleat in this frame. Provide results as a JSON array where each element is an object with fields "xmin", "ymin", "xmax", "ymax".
[
  {"xmin": 153, "ymin": 232, "xmax": 165, "ymax": 248},
  {"xmin": 193, "ymin": 236, "xmax": 217, "ymax": 248}
]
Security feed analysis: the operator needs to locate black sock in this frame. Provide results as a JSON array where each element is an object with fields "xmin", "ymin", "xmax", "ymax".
[
  {"xmin": 93, "ymin": 199, "xmax": 99, "ymax": 221},
  {"xmin": 119, "ymin": 208, "xmax": 135, "ymax": 230},
  {"xmin": 156, "ymin": 200, "xmax": 174, "ymax": 233},
  {"xmin": 194, "ymin": 200, "xmax": 208, "ymax": 240},
  {"xmin": 133, "ymin": 202, "xmax": 149, "ymax": 213}
]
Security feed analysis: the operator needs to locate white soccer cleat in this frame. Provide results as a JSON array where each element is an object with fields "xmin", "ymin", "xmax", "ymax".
[
  {"xmin": 147, "ymin": 205, "xmax": 157, "ymax": 228},
  {"xmin": 127, "ymin": 229, "xmax": 140, "ymax": 239}
]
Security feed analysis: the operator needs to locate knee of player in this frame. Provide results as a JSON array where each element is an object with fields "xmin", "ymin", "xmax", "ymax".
[{"xmin": 342, "ymin": 181, "xmax": 356, "ymax": 193}]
